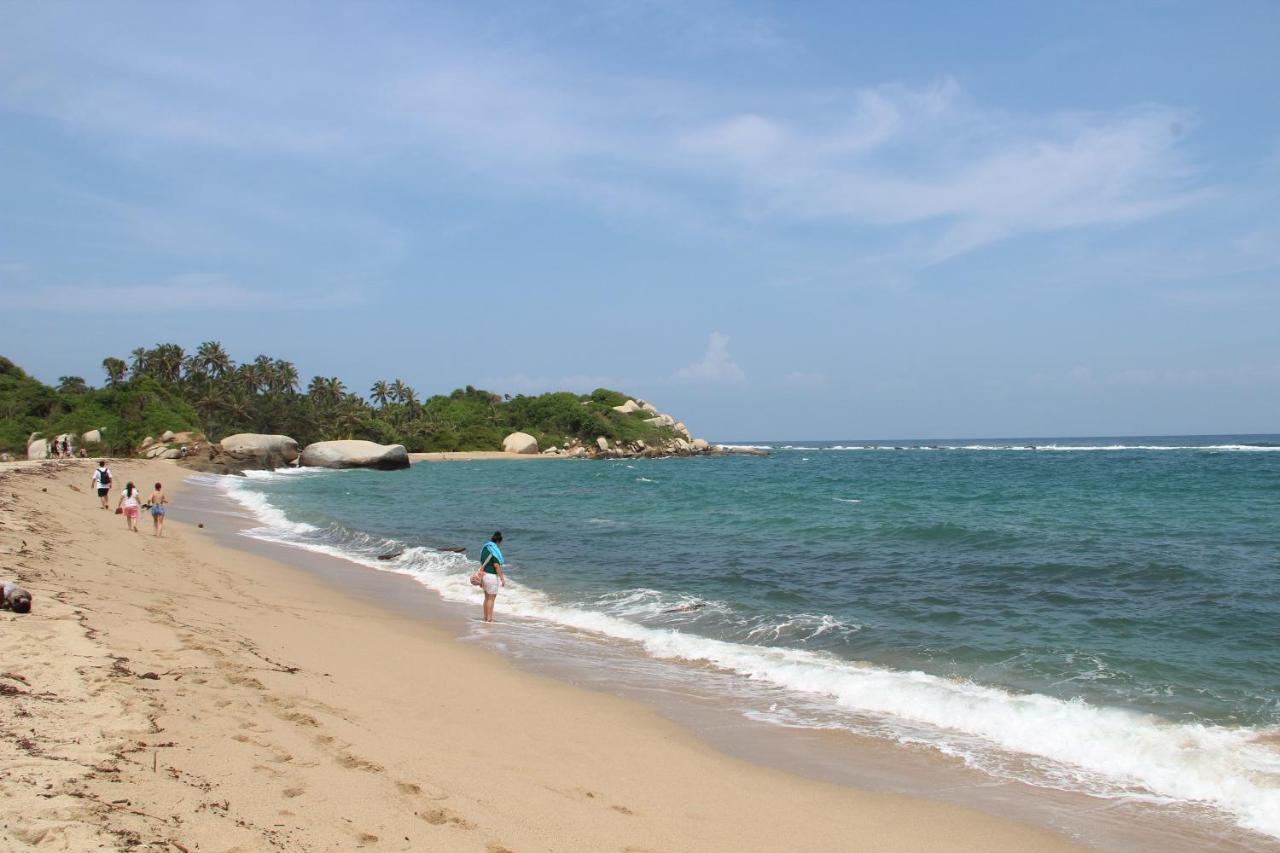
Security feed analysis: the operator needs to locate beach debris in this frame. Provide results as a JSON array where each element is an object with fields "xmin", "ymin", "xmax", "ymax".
[
  {"xmin": 439, "ymin": 546, "xmax": 467, "ymax": 553},
  {"xmin": 377, "ymin": 551, "xmax": 403, "ymax": 561},
  {"xmin": 662, "ymin": 602, "xmax": 706, "ymax": 614},
  {"xmin": 197, "ymin": 523, "xmax": 204, "ymax": 528},
  {"xmin": 2, "ymin": 581, "xmax": 33, "ymax": 613}
]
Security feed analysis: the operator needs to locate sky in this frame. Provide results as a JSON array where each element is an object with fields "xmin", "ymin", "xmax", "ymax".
[{"xmin": 2, "ymin": 1, "xmax": 1278, "ymax": 440}]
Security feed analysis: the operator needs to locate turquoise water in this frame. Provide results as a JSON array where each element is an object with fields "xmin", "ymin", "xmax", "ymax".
[{"xmin": 218, "ymin": 435, "xmax": 1280, "ymax": 839}]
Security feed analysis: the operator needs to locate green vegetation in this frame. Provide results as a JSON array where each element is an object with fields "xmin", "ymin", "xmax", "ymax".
[{"xmin": 0, "ymin": 344, "xmax": 679, "ymax": 455}]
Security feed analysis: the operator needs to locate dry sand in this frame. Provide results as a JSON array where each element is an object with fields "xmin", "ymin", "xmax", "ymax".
[{"xmin": 0, "ymin": 458, "xmax": 1082, "ymax": 851}]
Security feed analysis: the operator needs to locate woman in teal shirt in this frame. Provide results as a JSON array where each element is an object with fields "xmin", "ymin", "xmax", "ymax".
[{"xmin": 479, "ymin": 531, "xmax": 506, "ymax": 623}]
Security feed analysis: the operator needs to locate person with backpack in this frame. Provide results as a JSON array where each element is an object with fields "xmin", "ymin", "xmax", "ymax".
[{"xmin": 92, "ymin": 461, "xmax": 113, "ymax": 509}]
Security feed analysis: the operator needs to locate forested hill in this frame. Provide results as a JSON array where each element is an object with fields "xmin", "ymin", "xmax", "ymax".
[{"xmin": 0, "ymin": 344, "xmax": 686, "ymax": 456}]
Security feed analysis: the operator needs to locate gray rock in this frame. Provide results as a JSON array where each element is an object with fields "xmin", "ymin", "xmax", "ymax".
[
  {"xmin": 160, "ymin": 430, "xmax": 176, "ymax": 442},
  {"xmin": 692, "ymin": 438, "xmax": 710, "ymax": 451},
  {"xmin": 300, "ymin": 440, "xmax": 409, "ymax": 470},
  {"xmin": 612, "ymin": 399, "xmax": 642, "ymax": 414},
  {"xmin": 81, "ymin": 429, "xmax": 102, "ymax": 445},
  {"xmin": 220, "ymin": 433, "xmax": 300, "ymax": 467},
  {"xmin": 160, "ymin": 448, "xmax": 183, "ymax": 459},
  {"xmin": 502, "ymin": 432, "xmax": 539, "ymax": 454},
  {"xmin": 596, "ymin": 436, "xmax": 610, "ymax": 451},
  {"xmin": 26, "ymin": 438, "xmax": 48, "ymax": 460}
]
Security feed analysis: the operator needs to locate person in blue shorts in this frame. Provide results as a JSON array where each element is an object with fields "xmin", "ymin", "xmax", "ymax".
[{"xmin": 479, "ymin": 531, "xmax": 506, "ymax": 623}]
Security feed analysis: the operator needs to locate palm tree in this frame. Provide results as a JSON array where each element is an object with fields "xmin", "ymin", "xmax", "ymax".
[
  {"xmin": 390, "ymin": 379, "xmax": 409, "ymax": 404},
  {"xmin": 402, "ymin": 387, "xmax": 421, "ymax": 420},
  {"xmin": 195, "ymin": 340, "xmax": 233, "ymax": 380},
  {"xmin": 102, "ymin": 357, "xmax": 127, "ymax": 388},
  {"xmin": 272, "ymin": 359, "xmax": 299, "ymax": 395},
  {"xmin": 151, "ymin": 343, "xmax": 186, "ymax": 384},
  {"xmin": 129, "ymin": 347, "xmax": 148, "ymax": 380},
  {"xmin": 370, "ymin": 380, "xmax": 391, "ymax": 410},
  {"xmin": 58, "ymin": 375, "xmax": 89, "ymax": 394}
]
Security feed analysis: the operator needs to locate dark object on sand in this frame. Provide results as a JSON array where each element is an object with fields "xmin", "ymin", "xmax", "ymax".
[
  {"xmin": 439, "ymin": 546, "xmax": 467, "ymax": 553},
  {"xmin": 377, "ymin": 551, "xmax": 403, "ymax": 561},
  {"xmin": 2, "ymin": 582, "xmax": 32, "ymax": 614},
  {"xmin": 197, "ymin": 523, "xmax": 204, "ymax": 528}
]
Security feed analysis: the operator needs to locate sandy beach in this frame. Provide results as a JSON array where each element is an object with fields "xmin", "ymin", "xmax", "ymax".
[{"xmin": 0, "ymin": 459, "xmax": 1082, "ymax": 852}]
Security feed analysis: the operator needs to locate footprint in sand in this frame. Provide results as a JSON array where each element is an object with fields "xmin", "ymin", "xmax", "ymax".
[
  {"xmin": 416, "ymin": 807, "xmax": 474, "ymax": 830},
  {"xmin": 335, "ymin": 751, "xmax": 382, "ymax": 773}
]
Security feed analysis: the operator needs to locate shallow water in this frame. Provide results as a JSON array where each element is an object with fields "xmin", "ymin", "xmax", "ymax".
[{"xmin": 212, "ymin": 435, "xmax": 1280, "ymax": 842}]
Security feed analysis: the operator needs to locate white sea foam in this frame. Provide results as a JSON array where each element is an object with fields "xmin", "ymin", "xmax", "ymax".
[
  {"xmin": 833, "ymin": 497, "xmax": 861, "ymax": 504},
  {"xmin": 215, "ymin": 475, "xmax": 1280, "ymax": 841},
  {"xmin": 796, "ymin": 444, "xmax": 1280, "ymax": 453}
]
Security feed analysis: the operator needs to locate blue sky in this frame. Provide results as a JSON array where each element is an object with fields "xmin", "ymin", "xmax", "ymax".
[{"xmin": 2, "ymin": 1, "xmax": 1278, "ymax": 440}]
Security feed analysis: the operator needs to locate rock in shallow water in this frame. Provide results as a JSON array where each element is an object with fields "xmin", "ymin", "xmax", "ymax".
[{"xmin": 299, "ymin": 440, "xmax": 409, "ymax": 470}]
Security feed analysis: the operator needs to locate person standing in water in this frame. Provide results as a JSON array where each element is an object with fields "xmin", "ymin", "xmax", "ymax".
[
  {"xmin": 148, "ymin": 482, "xmax": 168, "ymax": 537},
  {"xmin": 117, "ymin": 481, "xmax": 142, "ymax": 532},
  {"xmin": 479, "ymin": 531, "xmax": 506, "ymax": 623}
]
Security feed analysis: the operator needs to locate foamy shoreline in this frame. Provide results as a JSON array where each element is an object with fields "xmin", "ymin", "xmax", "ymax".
[{"xmin": 0, "ymin": 458, "xmax": 1092, "ymax": 851}]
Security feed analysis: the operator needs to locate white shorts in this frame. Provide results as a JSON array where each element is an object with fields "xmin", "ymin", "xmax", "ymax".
[{"xmin": 481, "ymin": 574, "xmax": 500, "ymax": 595}]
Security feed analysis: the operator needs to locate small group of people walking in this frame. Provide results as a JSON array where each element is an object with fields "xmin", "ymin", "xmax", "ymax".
[{"xmin": 91, "ymin": 461, "xmax": 168, "ymax": 536}]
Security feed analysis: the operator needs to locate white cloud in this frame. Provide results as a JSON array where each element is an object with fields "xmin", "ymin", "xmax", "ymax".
[
  {"xmin": 0, "ymin": 11, "xmax": 1211, "ymax": 264},
  {"xmin": 675, "ymin": 332, "xmax": 746, "ymax": 383},
  {"xmin": 4, "ymin": 275, "xmax": 363, "ymax": 312}
]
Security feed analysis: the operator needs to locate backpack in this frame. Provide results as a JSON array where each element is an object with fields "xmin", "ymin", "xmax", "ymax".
[{"xmin": 100, "ymin": 468, "xmax": 112, "ymax": 486}]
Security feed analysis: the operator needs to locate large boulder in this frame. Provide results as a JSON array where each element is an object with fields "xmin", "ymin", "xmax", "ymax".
[
  {"xmin": 692, "ymin": 438, "xmax": 710, "ymax": 451},
  {"xmin": 220, "ymin": 433, "xmax": 300, "ymax": 467},
  {"xmin": 160, "ymin": 430, "xmax": 176, "ymax": 442},
  {"xmin": 82, "ymin": 429, "xmax": 102, "ymax": 445},
  {"xmin": 146, "ymin": 444, "xmax": 169, "ymax": 459},
  {"xmin": 502, "ymin": 432, "xmax": 539, "ymax": 455},
  {"xmin": 612, "ymin": 399, "xmax": 642, "ymax": 414},
  {"xmin": 596, "ymin": 436, "xmax": 610, "ymax": 451},
  {"xmin": 300, "ymin": 440, "xmax": 409, "ymax": 470},
  {"xmin": 26, "ymin": 438, "xmax": 48, "ymax": 460},
  {"xmin": 638, "ymin": 400, "xmax": 658, "ymax": 414}
]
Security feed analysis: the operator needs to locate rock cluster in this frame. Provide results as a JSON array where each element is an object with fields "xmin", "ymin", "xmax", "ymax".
[{"xmin": 507, "ymin": 399, "xmax": 759, "ymax": 460}]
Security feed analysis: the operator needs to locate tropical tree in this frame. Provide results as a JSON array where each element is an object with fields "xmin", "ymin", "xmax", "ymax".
[
  {"xmin": 148, "ymin": 343, "xmax": 186, "ymax": 385},
  {"xmin": 102, "ymin": 357, "xmax": 127, "ymax": 388},
  {"xmin": 194, "ymin": 340, "xmax": 233, "ymax": 380},
  {"xmin": 57, "ymin": 375, "xmax": 89, "ymax": 395},
  {"xmin": 129, "ymin": 347, "xmax": 149, "ymax": 380},
  {"xmin": 370, "ymin": 380, "xmax": 391, "ymax": 409},
  {"xmin": 272, "ymin": 359, "xmax": 299, "ymax": 395}
]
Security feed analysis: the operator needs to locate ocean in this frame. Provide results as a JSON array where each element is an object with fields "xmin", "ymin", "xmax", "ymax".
[{"xmin": 207, "ymin": 435, "xmax": 1280, "ymax": 844}]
